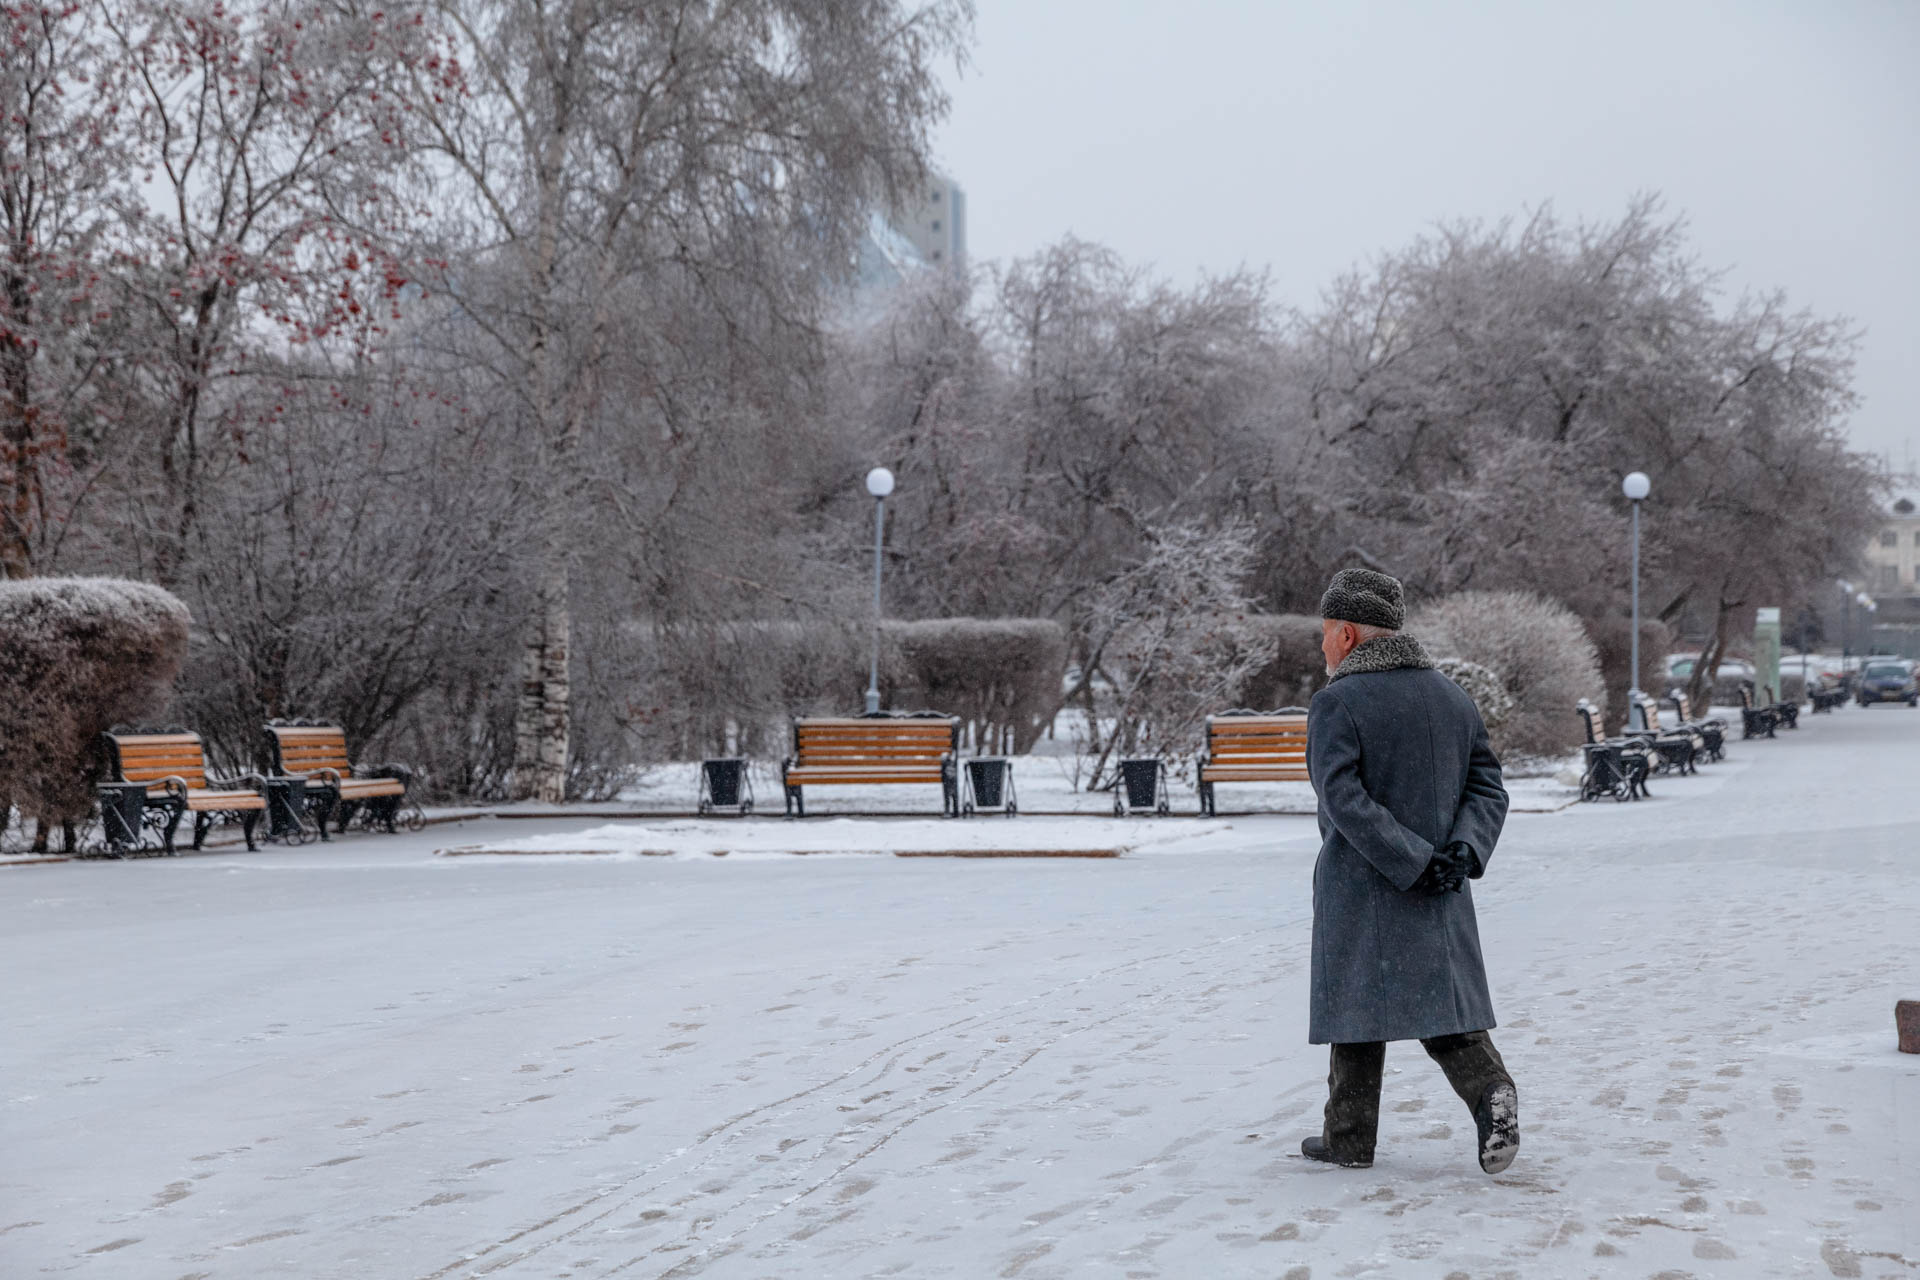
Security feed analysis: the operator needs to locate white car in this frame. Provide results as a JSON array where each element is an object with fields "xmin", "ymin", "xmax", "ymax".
[{"xmin": 1666, "ymin": 655, "xmax": 1754, "ymax": 683}]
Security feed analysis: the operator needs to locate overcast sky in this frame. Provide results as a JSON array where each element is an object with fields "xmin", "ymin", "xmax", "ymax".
[{"xmin": 933, "ymin": 0, "xmax": 1918, "ymax": 470}]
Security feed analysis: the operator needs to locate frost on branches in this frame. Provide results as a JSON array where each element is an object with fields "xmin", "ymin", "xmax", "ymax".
[{"xmin": 1079, "ymin": 520, "xmax": 1272, "ymax": 789}]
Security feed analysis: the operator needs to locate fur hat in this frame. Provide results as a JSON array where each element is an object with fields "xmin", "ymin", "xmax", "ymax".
[{"xmin": 1319, "ymin": 568, "xmax": 1405, "ymax": 631}]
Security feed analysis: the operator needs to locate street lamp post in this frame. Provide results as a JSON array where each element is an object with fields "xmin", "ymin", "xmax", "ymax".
[
  {"xmin": 1623, "ymin": 471, "xmax": 1651, "ymax": 731},
  {"xmin": 1838, "ymin": 579, "xmax": 1855, "ymax": 676},
  {"xmin": 864, "ymin": 467, "xmax": 895, "ymax": 715}
]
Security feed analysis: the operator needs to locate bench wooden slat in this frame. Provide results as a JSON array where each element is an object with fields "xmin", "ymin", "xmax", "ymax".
[
  {"xmin": 1201, "ymin": 765, "xmax": 1309, "ymax": 781},
  {"xmin": 336, "ymin": 777, "xmax": 405, "ymax": 799},
  {"xmin": 792, "ymin": 749, "xmax": 955, "ymax": 762},
  {"xmin": 787, "ymin": 721, "xmax": 952, "ymax": 729},
  {"xmin": 181, "ymin": 789, "xmax": 266, "ymax": 811},
  {"xmin": 786, "ymin": 771, "xmax": 946, "ymax": 785},
  {"xmin": 1209, "ymin": 742, "xmax": 1307, "ymax": 753}
]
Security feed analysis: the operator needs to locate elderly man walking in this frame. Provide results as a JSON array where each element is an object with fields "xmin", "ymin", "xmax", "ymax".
[{"xmin": 1300, "ymin": 568, "xmax": 1518, "ymax": 1174}]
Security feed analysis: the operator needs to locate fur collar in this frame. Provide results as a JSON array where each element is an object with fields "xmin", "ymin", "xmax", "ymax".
[{"xmin": 1329, "ymin": 632, "xmax": 1435, "ymax": 683}]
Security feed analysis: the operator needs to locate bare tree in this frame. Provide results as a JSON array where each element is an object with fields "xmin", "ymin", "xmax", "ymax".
[
  {"xmin": 97, "ymin": 0, "xmax": 442, "ymax": 581},
  {"xmin": 1079, "ymin": 519, "xmax": 1269, "ymax": 788},
  {"xmin": 401, "ymin": 0, "xmax": 970, "ymax": 801},
  {"xmin": 0, "ymin": 1, "xmax": 135, "ymax": 577}
]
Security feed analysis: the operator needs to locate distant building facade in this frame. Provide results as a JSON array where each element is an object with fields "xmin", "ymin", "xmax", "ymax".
[
  {"xmin": 888, "ymin": 173, "xmax": 966, "ymax": 270},
  {"xmin": 847, "ymin": 172, "xmax": 968, "ymax": 302},
  {"xmin": 1865, "ymin": 490, "xmax": 1920, "ymax": 645}
]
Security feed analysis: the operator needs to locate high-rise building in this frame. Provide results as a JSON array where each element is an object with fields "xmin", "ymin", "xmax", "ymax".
[
  {"xmin": 887, "ymin": 173, "xmax": 966, "ymax": 271},
  {"xmin": 847, "ymin": 172, "xmax": 968, "ymax": 302}
]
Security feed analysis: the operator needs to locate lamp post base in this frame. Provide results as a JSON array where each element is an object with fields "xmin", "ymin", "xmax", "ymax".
[{"xmin": 864, "ymin": 688, "xmax": 881, "ymax": 715}]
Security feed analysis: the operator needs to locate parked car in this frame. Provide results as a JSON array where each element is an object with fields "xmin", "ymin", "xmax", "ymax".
[
  {"xmin": 1666, "ymin": 655, "xmax": 1755, "ymax": 683},
  {"xmin": 1855, "ymin": 660, "xmax": 1918, "ymax": 707}
]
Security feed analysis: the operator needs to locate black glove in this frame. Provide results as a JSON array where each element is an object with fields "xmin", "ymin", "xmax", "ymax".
[
  {"xmin": 1411, "ymin": 843, "xmax": 1475, "ymax": 897},
  {"xmin": 1448, "ymin": 840, "xmax": 1482, "ymax": 880}
]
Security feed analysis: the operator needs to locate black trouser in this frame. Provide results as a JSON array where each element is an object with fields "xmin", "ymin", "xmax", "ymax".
[{"xmin": 1321, "ymin": 1031, "xmax": 1513, "ymax": 1161}]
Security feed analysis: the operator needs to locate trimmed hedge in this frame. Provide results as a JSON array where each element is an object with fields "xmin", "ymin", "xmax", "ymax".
[
  {"xmin": 633, "ymin": 616, "xmax": 1067, "ymax": 759},
  {"xmin": 0, "ymin": 578, "xmax": 190, "ymax": 841},
  {"xmin": 887, "ymin": 618, "xmax": 1069, "ymax": 754}
]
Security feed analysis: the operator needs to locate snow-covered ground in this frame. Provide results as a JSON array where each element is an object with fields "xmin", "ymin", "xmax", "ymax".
[{"xmin": 4, "ymin": 706, "xmax": 1916, "ymax": 1278}]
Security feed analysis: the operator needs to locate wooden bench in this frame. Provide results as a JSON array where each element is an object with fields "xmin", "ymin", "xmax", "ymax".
[
  {"xmin": 1573, "ymin": 701, "xmax": 1651, "ymax": 801},
  {"xmin": 102, "ymin": 730, "xmax": 265, "ymax": 854},
  {"xmin": 1197, "ymin": 710, "xmax": 1308, "ymax": 816},
  {"xmin": 264, "ymin": 722, "xmax": 419, "ymax": 837},
  {"xmin": 1662, "ymin": 691, "xmax": 1726, "ymax": 761},
  {"xmin": 1765, "ymin": 684, "xmax": 1799, "ymax": 729},
  {"xmin": 1622, "ymin": 695, "xmax": 1697, "ymax": 775},
  {"xmin": 781, "ymin": 715, "xmax": 959, "ymax": 817},
  {"xmin": 1736, "ymin": 683, "xmax": 1778, "ymax": 739}
]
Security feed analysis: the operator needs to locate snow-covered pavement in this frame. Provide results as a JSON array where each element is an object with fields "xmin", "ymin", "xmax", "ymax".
[{"xmin": 4, "ymin": 709, "xmax": 1917, "ymax": 1278}]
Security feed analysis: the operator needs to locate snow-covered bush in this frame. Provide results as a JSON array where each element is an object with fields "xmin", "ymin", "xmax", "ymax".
[
  {"xmin": 1232, "ymin": 614, "xmax": 1327, "ymax": 709},
  {"xmin": 1434, "ymin": 657, "xmax": 1515, "ymax": 732},
  {"xmin": 0, "ymin": 578, "xmax": 190, "ymax": 845},
  {"xmin": 1414, "ymin": 591, "xmax": 1603, "ymax": 758}
]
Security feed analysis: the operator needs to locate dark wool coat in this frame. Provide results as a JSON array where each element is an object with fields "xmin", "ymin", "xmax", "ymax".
[{"xmin": 1306, "ymin": 633, "xmax": 1509, "ymax": 1044}]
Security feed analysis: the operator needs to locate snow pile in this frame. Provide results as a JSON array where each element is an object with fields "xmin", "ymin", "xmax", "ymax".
[{"xmin": 441, "ymin": 815, "xmax": 1255, "ymax": 859}]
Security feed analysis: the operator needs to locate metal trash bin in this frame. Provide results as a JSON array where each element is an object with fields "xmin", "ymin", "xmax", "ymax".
[
  {"xmin": 97, "ymin": 781, "xmax": 148, "ymax": 852},
  {"xmin": 699, "ymin": 758, "xmax": 753, "ymax": 815},
  {"xmin": 1115, "ymin": 757, "xmax": 1169, "ymax": 816},
  {"xmin": 962, "ymin": 757, "xmax": 1016, "ymax": 817},
  {"xmin": 264, "ymin": 776, "xmax": 310, "ymax": 842}
]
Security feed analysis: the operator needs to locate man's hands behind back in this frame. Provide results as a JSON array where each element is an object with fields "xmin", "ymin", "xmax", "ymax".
[{"xmin": 1411, "ymin": 842, "xmax": 1479, "ymax": 896}]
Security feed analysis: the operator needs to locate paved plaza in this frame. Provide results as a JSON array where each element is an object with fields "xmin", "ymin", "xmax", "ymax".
[{"xmin": 4, "ymin": 708, "xmax": 1917, "ymax": 1278}]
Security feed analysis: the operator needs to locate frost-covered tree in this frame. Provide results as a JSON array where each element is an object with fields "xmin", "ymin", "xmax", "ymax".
[
  {"xmin": 93, "ymin": 0, "xmax": 446, "ymax": 582},
  {"xmin": 0, "ymin": 1, "xmax": 136, "ymax": 578},
  {"xmin": 1079, "ymin": 519, "xmax": 1270, "ymax": 788},
  {"xmin": 404, "ymin": 0, "xmax": 971, "ymax": 801}
]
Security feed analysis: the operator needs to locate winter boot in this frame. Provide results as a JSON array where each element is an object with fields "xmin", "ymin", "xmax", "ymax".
[
  {"xmin": 1474, "ymin": 1080, "xmax": 1519, "ymax": 1174},
  {"xmin": 1299, "ymin": 1135, "xmax": 1373, "ymax": 1168},
  {"xmin": 1302, "ymin": 1041, "xmax": 1384, "ymax": 1167}
]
